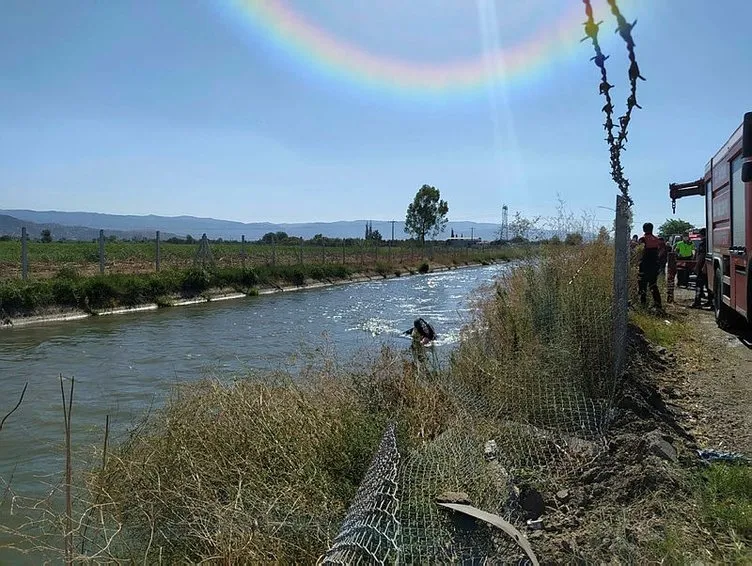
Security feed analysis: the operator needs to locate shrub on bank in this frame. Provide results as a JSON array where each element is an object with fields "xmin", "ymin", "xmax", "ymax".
[{"xmin": 0, "ymin": 264, "xmax": 363, "ymax": 317}]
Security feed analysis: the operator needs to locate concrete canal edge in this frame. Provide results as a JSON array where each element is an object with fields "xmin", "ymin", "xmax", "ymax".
[{"xmin": 1, "ymin": 260, "xmax": 507, "ymax": 330}]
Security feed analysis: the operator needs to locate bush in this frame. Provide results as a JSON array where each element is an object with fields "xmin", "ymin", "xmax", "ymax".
[
  {"xmin": 373, "ymin": 263, "xmax": 390, "ymax": 277},
  {"xmin": 54, "ymin": 267, "xmax": 80, "ymax": 280},
  {"xmin": 181, "ymin": 268, "xmax": 212, "ymax": 294},
  {"xmin": 80, "ymin": 277, "xmax": 118, "ymax": 309},
  {"xmin": 418, "ymin": 262, "xmax": 430, "ymax": 274}
]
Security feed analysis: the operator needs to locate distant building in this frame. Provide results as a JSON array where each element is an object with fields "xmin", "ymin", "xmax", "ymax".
[{"xmin": 445, "ymin": 236, "xmax": 481, "ymax": 247}]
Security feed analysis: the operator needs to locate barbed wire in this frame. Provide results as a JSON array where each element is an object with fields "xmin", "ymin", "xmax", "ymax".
[{"xmin": 582, "ymin": 0, "xmax": 645, "ymax": 206}]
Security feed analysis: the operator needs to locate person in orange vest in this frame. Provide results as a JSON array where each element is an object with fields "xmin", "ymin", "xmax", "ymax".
[{"xmin": 638, "ymin": 222, "xmax": 663, "ymax": 310}]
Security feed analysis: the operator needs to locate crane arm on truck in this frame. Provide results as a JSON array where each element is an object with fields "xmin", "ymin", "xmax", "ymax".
[{"xmin": 669, "ymin": 179, "xmax": 705, "ymax": 213}]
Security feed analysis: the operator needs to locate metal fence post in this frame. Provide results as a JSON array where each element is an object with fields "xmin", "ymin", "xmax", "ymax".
[
  {"xmin": 299, "ymin": 239, "xmax": 304, "ymax": 265},
  {"xmin": 342, "ymin": 240, "xmax": 346, "ymax": 264},
  {"xmin": 272, "ymin": 235, "xmax": 276, "ymax": 266},
  {"xmin": 21, "ymin": 226, "xmax": 28, "ymax": 280},
  {"xmin": 99, "ymin": 230, "xmax": 105, "ymax": 274},
  {"xmin": 321, "ymin": 239, "xmax": 325, "ymax": 264},
  {"xmin": 390, "ymin": 221, "xmax": 394, "ymax": 266},
  {"xmin": 613, "ymin": 195, "xmax": 630, "ymax": 381},
  {"xmin": 241, "ymin": 235, "xmax": 246, "ymax": 268},
  {"xmin": 156, "ymin": 230, "xmax": 161, "ymax": 272}
]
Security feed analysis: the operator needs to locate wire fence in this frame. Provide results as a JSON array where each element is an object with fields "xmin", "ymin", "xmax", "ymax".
[{"xmin": 0, "ymin": 229, "xmax": 509, "ymax": 281}]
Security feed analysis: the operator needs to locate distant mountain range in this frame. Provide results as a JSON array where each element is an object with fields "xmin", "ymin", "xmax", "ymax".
[
  {"xmin": 0, "ymin": 213, "xmax": 179, "ymax": 241},
  {"xmin": 0, "ymin": 209, "xmax": 530, "ymax": 242}
]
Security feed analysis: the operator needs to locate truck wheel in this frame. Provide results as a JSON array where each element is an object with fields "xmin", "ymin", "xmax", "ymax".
[{"xmin": 714, "ymin": 267, "xmax": 733, "ymax": 328}]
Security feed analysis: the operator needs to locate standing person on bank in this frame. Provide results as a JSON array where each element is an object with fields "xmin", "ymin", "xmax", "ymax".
[
  {"xmin": 691, "ymin": 228, "xmax": 712, "ymax": 308},
  {"xmin": 638, "ymin": 222, "xmax": 663, "ymax": 310},
  {"xmin": 657, "ymin": 237, "xmax": 668, "ymax": 280},
  {"xmin": 674, "ymin": 232, "xmax": 695, "ymax": 287}
]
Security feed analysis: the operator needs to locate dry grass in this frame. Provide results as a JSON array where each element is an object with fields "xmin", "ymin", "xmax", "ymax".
[
  {"xmin": 452, "ymin": 242, "xmax": 618, "ymax": 432},
  {"xmin": 12, "ymin": 348, "xmax": 458, "ymax": 564}
]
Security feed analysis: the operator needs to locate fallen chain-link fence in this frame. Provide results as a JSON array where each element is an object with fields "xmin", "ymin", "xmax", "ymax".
[{"xmin": 319, "ymin": 423, "xmax": 401, "ymax": 565}]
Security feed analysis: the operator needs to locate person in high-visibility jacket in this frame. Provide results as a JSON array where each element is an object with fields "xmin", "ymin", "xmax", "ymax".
[{"xmin": 674, "ymin": 232, "xmax": 694, "ymax": 288}]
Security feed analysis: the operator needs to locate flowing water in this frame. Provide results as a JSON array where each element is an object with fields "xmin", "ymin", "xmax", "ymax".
[{"xmin": 0, "ymin": 264, "xmax": 509, "ymax": 558}]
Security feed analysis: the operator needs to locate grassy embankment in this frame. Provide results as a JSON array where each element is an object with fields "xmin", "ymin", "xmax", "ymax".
[
  {"xmin": 0, "ymin": 244, "xmax": 527, "ymax": 319},
  {"xmin": 3, "ymin": 242, "xmax": 749, "ymax": 563}
]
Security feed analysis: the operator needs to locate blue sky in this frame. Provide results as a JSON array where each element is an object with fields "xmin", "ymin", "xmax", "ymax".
[{"xmin": 1, "ymin": 0, "xmax": 750, "ymax": 233}]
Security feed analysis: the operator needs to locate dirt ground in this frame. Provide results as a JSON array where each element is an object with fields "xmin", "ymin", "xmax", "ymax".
[
  {"xmin": 521, "ymin": 287, "xmax": 752, "ymax": 563},
  {"xmin": 663, "ymin": 287, "xmax": 752, "ymax": 456}
]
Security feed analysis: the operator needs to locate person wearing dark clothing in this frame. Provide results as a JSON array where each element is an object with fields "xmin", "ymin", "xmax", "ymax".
[
  {"xmin": 638, "ymin": 222, "xmax": 663, "ymax": 309},
  {"xmin": 657, "ymin": 237, "xmax": 668, "ymax": 279},
  {"xmin": 404, "ymin": 317, "xmax": 436, "ymax": 345},
  {"xmin": 691, "ymin": 228, "xmax": 712, "ymax": 308}
]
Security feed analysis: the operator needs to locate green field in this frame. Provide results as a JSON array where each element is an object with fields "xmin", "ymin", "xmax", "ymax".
[{"xmin": 0, "ymin": 239, "xmax": 520, "ymax": 280}]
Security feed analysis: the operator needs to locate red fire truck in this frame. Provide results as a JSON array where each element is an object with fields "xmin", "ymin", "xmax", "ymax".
[{"xmin": 669, "ymin": 112, "xmax": 752, "ymax": 326}]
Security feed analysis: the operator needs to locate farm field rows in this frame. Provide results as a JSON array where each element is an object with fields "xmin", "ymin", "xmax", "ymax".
[{"xmin": 0, "ymin": 240, "xmax": 518, "ymax": 280}]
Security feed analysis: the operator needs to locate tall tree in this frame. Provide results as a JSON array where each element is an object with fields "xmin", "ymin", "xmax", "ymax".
[
  {"xmin": 657, "ymin": 218, "xmax": 694, "ymax": 239},
  {"xmin": 404, "ymin": 184, "xmax": 449, "ymax": 247}
]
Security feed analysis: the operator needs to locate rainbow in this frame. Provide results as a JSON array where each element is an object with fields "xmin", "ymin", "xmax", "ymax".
[{"xmin": 219, "ymin": 0, "xmax": 633, "ymax": 99}]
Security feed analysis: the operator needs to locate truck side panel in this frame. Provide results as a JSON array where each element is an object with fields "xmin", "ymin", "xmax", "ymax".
[{"xmin": 712, "ymin": 185, "xmax": 731, "ymax": 252}]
